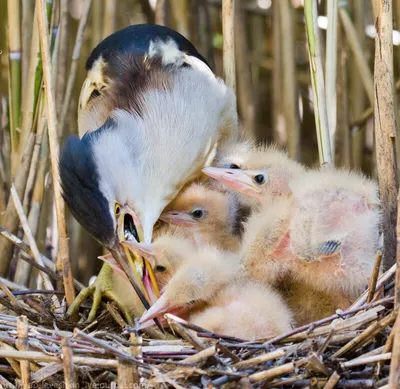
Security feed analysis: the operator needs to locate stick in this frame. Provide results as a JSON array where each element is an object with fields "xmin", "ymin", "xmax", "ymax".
[
  {"xmin": 222, "ymin": 0, "xmax": 236, "ymax": 91},
  {"xmin": 373, "ymin": 0, "xmax": 399, "ymax": 270},
  {"xmin": 37, "ymin": 0, "xmax": 76, "ymax": 307},
  {"xmin": 367, "ymin": 251, "xmax": 383, "ymax": 302},
  {"xmin": 341, "ymin": 353, "xmax": 392, "ymax": 368},
  {"xmin": 61, "ymin": 338, "xmax": 77, "ymax": 389},
  {"xmin": 304, "ymin": 0, "xmax": 333, "ymax": 166},
  {"xmin": 323, "ymin": 371, "xmax": 340, "ymax": 389},
  {"xmin": 16, "ymin": 316, "xmax": 30, "ymax": 389}
]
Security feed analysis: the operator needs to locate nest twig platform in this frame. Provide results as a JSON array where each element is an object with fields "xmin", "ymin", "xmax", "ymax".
[{"xmin": 0, "ymin": 263, "xmax": 395, "ymax": 388}]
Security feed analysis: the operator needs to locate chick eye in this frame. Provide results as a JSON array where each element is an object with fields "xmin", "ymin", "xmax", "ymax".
[
  {"xmin": 191, "ymin": 209, "xmax": 206, "ymax": 219},
  {"xmin": 229, "ymin": 163, "xmax": 240, "ymax": 169},
  {"xmin": 254, "ymin": 174, "xmax": 265, "ymax": 185},
  {"xmin": 155, "ymin": 265, "xmax": 167, "ymax": 272},
  {"xmin": 114, "ymin": 203, "xmax": 121, "ymax": 216}
]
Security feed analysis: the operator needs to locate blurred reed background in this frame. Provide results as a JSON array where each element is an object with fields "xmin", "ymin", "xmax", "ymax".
[{"xmin": 0, "ymin": 0, "xmax": 397, "ymax": 286}]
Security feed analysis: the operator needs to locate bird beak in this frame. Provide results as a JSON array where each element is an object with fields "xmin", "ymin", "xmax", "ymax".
[
  {"xmin": 78, "ymin": 77, "xmax": 94, "ymax": 111},
  {"xmin": 111, "ymin": 207, "xmax": 163, "ymax": 332},
  {"xmin": 159, "ymin": 211, "xmax": 196, "ymax": 226},
  {"xmin": 139, "ymin": 294, "xmax": 170, "ymax": 325},
  {"xmin": 202, "ymin": 167, "xmax": 262, "ymax": 198}
]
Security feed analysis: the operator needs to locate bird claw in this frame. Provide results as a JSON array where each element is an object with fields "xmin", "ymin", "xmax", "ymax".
[
  {"xmin": 66, "ymin": 264, "xmax": 134, "ymax": 325},
  {"xmin": 313, "ymin": 240, "xmax": 342, "ymax": 258}
]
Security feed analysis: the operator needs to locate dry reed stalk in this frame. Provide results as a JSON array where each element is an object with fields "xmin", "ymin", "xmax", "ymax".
[
  {"xmin": 367, "ymin": 252, "xmax": 383, "ymax": 302},
  {"xmin": 222, "ymin": 0, "xmax": 236, "ymax": 91},
  {"xmin": 249, "ymin": 360, "xmax": 306, "ymax": 383},
  {"xmin": 341, "ymin": 353, "xmax": 392, "ymax": 368},
  {"xmin": 181, "ymin": 346, "xmax": 216, "ymax": 363},
  {"xmin": 7, "ymin": 0, "xmax": 22, "ymax": 157},
  {"xmin": 272, "ymin": 2, "xmax": 285, "ymax": 146},
  {"xmin": 233, "ymin": 349, "xmax": 285, "ymax": 369},
  {"xmin": 373, "ymin": 0, "xmax": 399, "ymax": 271},
  {"xmin": 10, "ymin": 186, "xmax": 57, "ymax": 295},
  {"xmin": 60, "ymin": 0, "xmax": 92, "ymax": 135},
  {"xmin": 325, "ymin": 0, "xmax": 338, "ymax": 160},
  {"xmin": 235, "ymin": 4, "xmax": 255, "ymax": 137},
  {"xmin": 91, "ymin": 0, "xmax": 103, "ymax": 47},
  {"xmin": 37, "ymin": 0, "xmax": 76, "ymax": 308},
  {"xmin": 74, "ymin": 329, "xmax": 145, "ymax": 367},
  {"xmin": 155, "ymin": 0, "xmax": 167, "ymax": 25},
  {"xmin": 0, "ymin": 133, "xmax": 35, "ymax": 276},
  {"xmin": 350, "ymin": 0, "xmax": 367, "ymax": 169},
  {"xmin": 278, "ymin": 0, "xmax": 299, "ymax": 160},
  {"xmin": 332, "ymin": 311, "xmax": 396, "ymax": 358},
  {"xmin": 56, "ymin": 0, "xmax": 70, "ymax": 115},
  {"xmin": 352, "ymin": 264, "xmax": 396, "ymax": 309},
  {"xmin": 18, "ymin": 2, "xmax": 52, "ymax": 166},
  {"xmin": 103, "ymin": 0, "xmax": 117, "ymax": 39},
  {"xmin": 339, "ymin": 6, "xmax": 374, "ymax": 106},
  {"xmin": 336, "ymin": 21, "xmax": 351, "ymax": 166},
  {"xmin": 170, "ymin": 0, "xmax": 190, "ymax": 38},
  {"xmin": 304, "ymin": 0, "xmax": 333, "ymax": 166},
  {"xmin": 323, "ymin": 371, "xmax": 340, "ymax": 389},
  {"xmin": 16, "ymin": 316, "xmax": 30, "ymax": 389},
  {"xmin": 118, "ymin": 333, "xmax": 141, "ymax": 388},
  {"xmin": 138, "ymin": 0, "xmax": 155, "ymax": 23},
  {"xmin": 61, "ymin": 337, "xmax": 77, "ymax": 388}
]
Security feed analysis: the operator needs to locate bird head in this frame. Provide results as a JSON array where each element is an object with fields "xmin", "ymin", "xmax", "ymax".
[
  {"xmin": 203, "ymin": 145, "xmax": 305, "ymax": 206},
  {"xmin": 128, "ymin": 235, "xmax": 238, "ymax": 328},
  {"xmin": 160, "ymin": 183, "xmax": 234, "ymax": 232}
]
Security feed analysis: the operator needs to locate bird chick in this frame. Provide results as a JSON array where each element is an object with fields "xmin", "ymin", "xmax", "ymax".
[
  {"xmin": 158, "ymin": 183, "xmax": 241, "ymax": 251},
  {"xmin": 203, "ymin": 144, "xmax": 305, "ymax": 209},
  {"xmin": 240, "ymin": 168, "xmax": 380, "ymax": 324},
  {"xmin": 133, "ymin": 235, "xmax": 293, "ymax": 340}
]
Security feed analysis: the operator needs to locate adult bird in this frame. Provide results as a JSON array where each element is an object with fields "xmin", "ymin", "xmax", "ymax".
[{"xmin": 59, "ymin": 24, "xmax": 238, "ymax": 325}]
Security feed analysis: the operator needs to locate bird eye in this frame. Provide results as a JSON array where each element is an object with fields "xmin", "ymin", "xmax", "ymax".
[
  {"xmin": 114, "ymin": 203, "xmax": 121, "ymax": 216},
  {"xmin": 191, "ymin": 209, "xmax": 206, "ymax": 219},
  {"xmin": 155, "ymin": 265, "xmax": 167, "ymax": 272},
  {"xmin": 229, "ymin": 163, "xmax": 240, "ymax": 169},
  {"xmin": 254, "ymin": 174, "xmax": 265, "ymax": 185}
]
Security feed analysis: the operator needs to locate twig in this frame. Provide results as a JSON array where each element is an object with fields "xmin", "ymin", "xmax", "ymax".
[
  {"xmin": 341, "ymin": 353, "xmax": 392, "ymax": 368},
  {"xmin": 118, "ymin": 333, "xmax": 141, "ymax": 388},
  {"xmin": 16, "ymin": 316, "xmax": 30, "ymax": 389},
  {"xmin": 323, "ymin": 371, "xmax": 340, "ymax": 389},
  {"xmin": 73, "ymin": 329, "xmax": 146, "ymax": 367},
  {"xmin": 222, "ymin": 0, "xmax": 236, "ymax": 91},
  {"xmin": 368, "ymin": 252, "xmax": 383, "ymax": 302},
  {"xmin": 155, "ymin": 0, "xmax": 167, "ymax": 25},
  {"xmin": 61, "ymin": 337, "xmax": 77, "ymax": 388},
  {"xmin": 10, "ymin": 185, "xmax": 56, "ymax": 296},
  {"xmin": 304, "ymin": 0, "xmax": 333, "ymax": 166},
  {"xmin": 332, "ymin": 311, "xmax": 396, "ymax": 358},
  {"xmin": 249, "ymin": 359, "xmax": 307, "ymax": 383},
  {"xmin": 37, "ymin": 0, "xmax": 76, "ymax": 307},
  {"xmin": 233, "ymin": 349, "xmax": 285, "ymax": 369}
]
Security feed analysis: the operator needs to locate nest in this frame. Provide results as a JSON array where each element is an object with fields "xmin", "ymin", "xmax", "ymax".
[{"xmin": 0, "ymin": 259, "xmax": 396, "ymax": 388}]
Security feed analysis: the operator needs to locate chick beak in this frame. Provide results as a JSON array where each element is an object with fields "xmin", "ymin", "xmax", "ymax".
[
  {"xmin": 114, "ymin": 207, "xmax": 163, "ymax": 332},
  {"xmin": 160, "ymin": 211, "xmax": 196, "ymax": 226},
  {"xmin": 202, "ymin": 167, "xmax": 262, "ymax": 198},
  {"xmin": 138, "ymin": 294, "xmax": 169, "ymax": 325}
]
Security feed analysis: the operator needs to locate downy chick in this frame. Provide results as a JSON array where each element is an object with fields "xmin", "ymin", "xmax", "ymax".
[
  {"xmin": 133, "ymin": 234, "xmax": 293, "ymax": 340},
  {"xmin": 158, "ymin": 183, "xmax": 241, "ymax": 251},
  {"xmin": 203, "ymin": 143, "xmax": 305, "ymax": 209}
]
